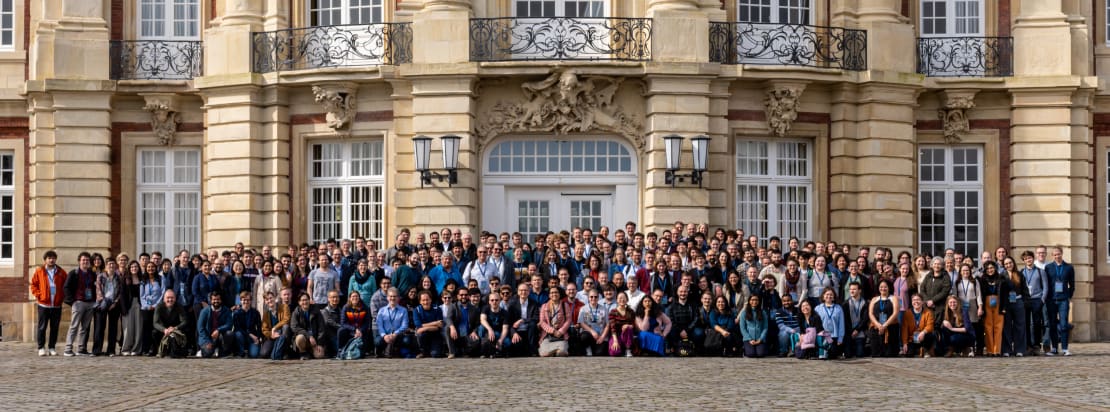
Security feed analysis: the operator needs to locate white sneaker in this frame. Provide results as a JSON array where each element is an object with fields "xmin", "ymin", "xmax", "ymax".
[
  {"xmin": 38, "ymin": 349, "xmax": 46, "ymax": 357},
  {"xmin": 1016, "ymin": 352, "xmax": 1023, "ymax": 357},
  {"xmin": 1003, "ymin": 353, "xmax": 1010, "ymax": 357},
  {"xmin": 48, "ymin": 349, "xmax": 57, "ymax": 356},
  {"xmin": 1063, "ymin": 350, "xmax": 1072, "ymax": 356},
  {"xmin": 195, "ymin": 350, "xmax": 202, "ymax": 358},
  {"xmin": 586, "ymin": 347, "xmax": 593, "ymax": 356},
  {"xmin": 1045, "ymin": 351, "xmax": 1057, "ymax": 356},
  {"xmin": 624, "ymin": 349, "xmax": 632, "ymax": 357}
]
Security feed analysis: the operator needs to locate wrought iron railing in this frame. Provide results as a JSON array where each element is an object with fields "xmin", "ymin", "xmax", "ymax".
[
  {"xmin": 709, "ymin": 22, "xmax": 867, "ymax": 71},
  {"xmin": 109, "ymin": 40, "xmax": 203, "ymax": 80},
  {"xmin": 470, "ymin": 17, "xmax": 652, "ymax": 61},
  {"xmin": 251, "ymin": 23, "xmax": 413, "ymax": 73},
  {"xmin": 916, "ymin": 37, "xmax": 1013, "ymax": 77}
]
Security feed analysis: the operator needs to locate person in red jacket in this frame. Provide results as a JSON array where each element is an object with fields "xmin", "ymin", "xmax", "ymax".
[{"xmin": 30, "ymin": 250, "xmax": 67, "ymax": 356}]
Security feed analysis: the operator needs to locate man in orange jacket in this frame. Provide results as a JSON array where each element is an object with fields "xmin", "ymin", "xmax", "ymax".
[{"xmin": 30, "ymin": 250, "xmax": 67, "ymax": 356}]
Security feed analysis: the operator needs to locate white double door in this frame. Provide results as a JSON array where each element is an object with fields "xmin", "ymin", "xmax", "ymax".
[{"xmin": 508, "ymin": 188, "xmax": 614, "ymax": 238}]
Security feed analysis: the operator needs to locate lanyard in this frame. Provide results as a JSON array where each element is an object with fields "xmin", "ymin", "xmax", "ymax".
[
  {"xmin": 912, "ymin": 311, "xmax": 922, "ymax": 328},
  {"xmin": 822, "ymin": 305, "xmax": 835, "ymax": 320},
  {"xmin": 655, "ymin": 275, "xmax": 668, "ymax": 292},
  {"xmin": 960, "ymin": 280, "xmax": 972, "ymax": 298}
]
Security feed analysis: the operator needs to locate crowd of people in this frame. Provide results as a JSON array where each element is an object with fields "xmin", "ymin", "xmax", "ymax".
[{"xmin": 28, "ymin": 221, "xmax": 1077, "ymax": 360}]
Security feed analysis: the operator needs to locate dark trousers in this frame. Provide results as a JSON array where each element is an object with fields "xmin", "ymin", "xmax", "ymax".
[
  {"xmin": 374, "ymin": 333, "xmax": 413, "ymax": 357},
  {"xmin": 845, "ymin": 334, "xmax": 867, "ymax": 358},
  {"xmin": 937, "ymin": 329, "xmax": 975, "ymax": 356},
  {"xmin": 139, "ymin": 309, "xmax": 155, "ymax": 355},
  {"xmin": 92, "ymin": 305, "xmax": 121, "ymax": 355},
  {"xmin": 36, "ymin": 306, "xmax": 62, "ymax": 350},
  {"xmin": 1025, "ymin": 299, "xmax": 1045, "ymax": 349},
  {"xmin": 869, "ymin": 327, "xmax": 900, "ymax": 357},
  {"xmin": 512, "ymin": 323, "xmax": 538, "ymax": 356},
  {"xmin": 200, "ymin": 331, "xmax": 234, "ymax": 357},
  {"xmin": 416, "ymin": 330, "xmax": 446, "ymax": 357},
  {"xmin": 1002, "ymin": 302, "xmax": 1028, "ymax": 355},
  {"xmin": 576, "ymin": 328, "xmax": 608, "ymax": 355},
  {"xmin": 905, "ymin": 332, "xmax": 935, "ymax": 356},
  {"xmin": 743, "ymin": 341, "xmax": 768, "ymax": 358}
]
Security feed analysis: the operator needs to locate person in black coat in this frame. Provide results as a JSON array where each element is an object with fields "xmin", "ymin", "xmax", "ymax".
[{"xmin": 507, "ymin": 283, "xmax": 539, "ymax": 356}]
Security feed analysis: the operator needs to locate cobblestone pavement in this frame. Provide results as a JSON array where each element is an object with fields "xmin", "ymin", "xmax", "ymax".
[{"xmin": 2, "ymin": 342, "xmax": 1109, "ymax": 411}]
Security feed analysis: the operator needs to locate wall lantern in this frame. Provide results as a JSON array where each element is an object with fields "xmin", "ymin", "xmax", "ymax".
[
  {"xmin": 413, "ymin": 135, "xmax": 460, "ymax": 188},
  {"xmin": 663, "ymin": 134, "xmax": 709, "ymax": 187}
]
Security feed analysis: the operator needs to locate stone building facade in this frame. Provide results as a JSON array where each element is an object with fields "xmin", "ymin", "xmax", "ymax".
[{"xmin": 1, "ymin": 0, "xmax": 1109, "ymax": 342}]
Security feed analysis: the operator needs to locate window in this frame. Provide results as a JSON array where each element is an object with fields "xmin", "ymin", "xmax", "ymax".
[
  {"xmin": 515, "ymin": 0, "xmax": 604, "ymax": 17},
  {"xmin": 310, "ymin": 0, "xmax": 383, "ymax": 25},
  {"xmin": 0, "ymin": 152, "xmax": 12, "ymax": 261},
  {"xmin": 487, "ymin": 140, "xmax": 633, "ymax": 174},
  {"xmin": 517, "ymin": 200, "xmax": 551, "ymax": 242},
  {"xmin": 136, "ymin": 149, "xmax": 201, "ymax": 254},
  {"xmin": 918, "ymin": 146, "xmax": 982, "ymax": 257},
  {"xmin": 737, "ymin": 0, "xmax": 811, "ymax": 24},
  {"xmin": 735, "ymin": 139, "xmax": 812, "ymax": 242},
  {"xmin": 139, "ymin": 0, "xmax": 200, "ymax": 39},
  {"xmin": 920, "ymin": 0, "xmax": 982, "ymax": 36},
  {"xmin": 308, "ymin": 140, "xmax": 385, "ymax": 245},
  {"xmin": 0, "ymin": 0, "xmax": 12, "ymax": 49}
]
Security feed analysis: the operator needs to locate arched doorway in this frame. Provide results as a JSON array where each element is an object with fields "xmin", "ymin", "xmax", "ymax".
[{"xmin": 481, "ymin": 137, "xmax": 639, "ymax": 239}]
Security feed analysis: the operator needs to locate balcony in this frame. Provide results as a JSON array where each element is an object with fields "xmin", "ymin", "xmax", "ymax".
[
  {"xmin": 708, "ymin": 22, "xmax": 867, "ymax": 71},
  {"xmin": 916, "ymin": 37, "xmax": 1013, "ymax": 77},
  {"xmin": 251, "ymin": 23, "xmax": 413, "ymax": 73},
  {"xmin": 109, "ymin": 40, "xmax": 203, "ymax": 80},
  {"xmin": 469, "ymin": 17, "xmax": 652, "ymax": 62}
]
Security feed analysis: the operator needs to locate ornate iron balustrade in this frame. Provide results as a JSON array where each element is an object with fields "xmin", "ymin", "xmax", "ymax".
[
  {"xmin": 109, "ymin": 40, "xmax": 203, "ymax": 80},
  {"xmin": 917, "ymin": 37, "xmax": 1013, "ymax": 77},
  {"xmin": 709, "ymin": 22, "xmax": 867, "ymax": 71},
  {"xmin": 252, "ymin": 23, "xmax": 413, "ymax": 73},
  {"xmin": 470, "ymin": 17, "xmax": 652, "ymax": 61}
]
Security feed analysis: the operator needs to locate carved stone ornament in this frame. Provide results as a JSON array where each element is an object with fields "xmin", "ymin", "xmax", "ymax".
[
  {"xmin": 938, "ymin": 95, "xmax": 975, "ymax": 144},
  {"xmin": 764, "ymin": 85, "xmax": 804, "ymax": 137},
  {"xmin": 312, "ymin": 85, "xmax": 357, "ymax": 132},
  {"xmin": 141, "ymin": 95, "xmax": 181, "ymax": 146},
  {"xmin": 475, "ymin": 69, "xmax": 644, "ymax": 151}
]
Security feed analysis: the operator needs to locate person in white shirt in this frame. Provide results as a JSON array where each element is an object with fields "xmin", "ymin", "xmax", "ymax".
[
  {"xmin": 625, "ymin": 273, "xmax": 646, "ymax": 311},
  {"xmin": 463, "ymin": 246, "xmax": 498, "ymax": 296}
]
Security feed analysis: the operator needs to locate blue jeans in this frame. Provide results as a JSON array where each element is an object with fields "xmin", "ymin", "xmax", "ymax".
[
  {"xmin": 1049, "ymin": 299, "xmax": 1071, "ymax": 350},
  {"xmin": 374, "ymin": 333, "xmax": 413, "ymax": 357},
  {"xmin": 234, "ymin": 330, "xmax": 261, "ymax": 358},
  {"xmin": 777, "ymin": 328, "xmax": 797, "ymax": 355}
]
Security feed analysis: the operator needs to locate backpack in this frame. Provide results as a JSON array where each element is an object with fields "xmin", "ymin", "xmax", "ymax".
[{"xmin": 338, "ymin": 337, "xmax": 364, "ymax": 360}]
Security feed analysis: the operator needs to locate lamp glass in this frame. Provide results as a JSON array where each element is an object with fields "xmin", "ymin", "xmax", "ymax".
[
  {"xmin": 691, "ymin": 135, "xmax": 709, "ymax": 171},
  {"xmin": 663, "ymin": 135, "xmax": 683, "ymax": 170},
  {"xmin": 413, "ymin": 136, "xmax": 432, "ymax": 171},
  {"xmin": 441, "ymin": 135, "xmax": 461, "ymax": 170}
]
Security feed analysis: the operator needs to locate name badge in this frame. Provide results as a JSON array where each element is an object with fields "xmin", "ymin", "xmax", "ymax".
[
  {"xmin": 878, "ymin": 313, "xmax": 888, "ymax": 324},
  {"xmin": 1008, "ymin": 292, "xmax": 1018, "ymax": 302},
  {"xmin": 84, "ymin": 289, "xmax": 93, "ymax": 300},
  {"xmin": 1055, "ymin": 281, "xmax": 1064, "ymax": 294},
  {"xmin": 962, "ymin": 303, "xmax": 970, "ymax": 310},
  {"xmin": 988, "ymin": 296, "xmax": 998, "ymax": 307}
]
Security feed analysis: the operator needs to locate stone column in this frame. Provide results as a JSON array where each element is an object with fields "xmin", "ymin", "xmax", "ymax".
[
  {"xmin": 24, "ymin": 0, "xmax": 113, "ymax": 340},
  {"xmin": 647, "ymin": 0, "xmax": 708, "ymax": 63},
  {"xmin": 1010, "ymin": 0, "xmax": 1095, "ymax": 341},
  {"xmin": 705, "ymin": 79, "xmax": 731, "ymax": 229},
  {"xmin": 399, "ymin": 0, "xmax": 478, "ymax": 237},
  {"xmin": 853, "ymin": 0, "xmax": 916, "ymax": 73},
  {"xmin": 829, "ymin": 84, "xmax": 918, "ymax": 250},
  {"xmin": 196, "ymin": 2, "xmax": 288, "ymax": 249},
  {"xmin": 642, "ymin": 75, "xmax": 712, "ymax": 234}
]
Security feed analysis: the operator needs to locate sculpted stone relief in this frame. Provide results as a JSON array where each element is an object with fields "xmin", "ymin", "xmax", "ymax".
[
  {"xmin": 764, "ymin": 85, "xmax": 804, "ymax": 137},
  {"xmin": 939, "ymin": 95, "xmax": 975, "ymax": 144},
  {"xmin": 312, "ymin": 85, "xmax": 357, "ymax": 132},
  {"xmin": 476, "ymin": 69, "xmax": 644, "ymax": 151},
  {"xmin": 143, "ymin": 98, "xmax": 180, "ymax": 146}
]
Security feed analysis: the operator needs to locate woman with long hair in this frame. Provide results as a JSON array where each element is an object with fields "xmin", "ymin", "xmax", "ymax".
[
  {"xmin": 1002, "ymin": 256, "xmax": 1028, "ymax": 357},
  {"xmin": 635, "ymin": 295, "xmax": 671, "ymax": 356},
  {"xmin": 980, "ymin": 262, "xmax": 1010, "ymax": 356},
  {"xmin": 138, "ymin": 260, "xmax": 163, "ymax": 356},
  {"xmin": 893, "ymin": 262, "xmax": 917, "ymax": 323},
  {"xmin": 869, "ymin": 279, "xmax": 900, "ymax": 357},
  {"xmin": 738, "ymin": 295, "xmax": 768, "ymax": 358},
  {"xmin": 706, "ymin": 295, "xmax": 739, "ymax": 356},
  {"xmin": 938, "ymin": 295, "xmax": 975, "ymax": 357},
  {"xmin": 608, "ymin": 292, "xmax": 636, "ymax": 357}
]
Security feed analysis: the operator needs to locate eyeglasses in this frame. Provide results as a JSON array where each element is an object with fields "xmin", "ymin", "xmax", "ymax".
[
  {"xmin": 500, "ymin": 291, "xmax": 510, "ymax": 295},
  {"xmin": 588, "ymin": 295, "xmax": 599, "ymax": 299}
]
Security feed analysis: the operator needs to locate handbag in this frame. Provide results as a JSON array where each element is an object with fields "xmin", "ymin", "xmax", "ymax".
[
  {"xmin": 338, "ymin": 337, "xmax": 363, "ymax": 360},
  {"xmin": 703, "ymin": 328, "xmax": 724, "ymax": 349},
  {"xmin": 799, "ymin": 327, "xmax": 817, "ymax": 350}
]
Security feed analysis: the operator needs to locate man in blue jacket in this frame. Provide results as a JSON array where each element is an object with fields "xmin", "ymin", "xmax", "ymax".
[
  {"xmin": 197, "ymin": 292, "xmax": 234, "ymax": 358},
  {"xmin": 1044, "ymin": 246, "xmax": 1076, "ymax": 356}
]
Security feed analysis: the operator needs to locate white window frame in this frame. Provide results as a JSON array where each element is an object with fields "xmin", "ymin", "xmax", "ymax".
[
  {"xmin": 0, "ymin": 151, "xmax": 13, "ymax": 263},
  {"xmin": 307, "ymin": 139, "xmax": 385, "ymax": 246},
  {"xmin": 138, "ymin": 0, "xmax": 201, "ymax": 40},
  {"xmin": 919, "ymin": 0, "xmax": 984, "ymax": 37},
  {"xmin": 0, "ymin": 0, "xmax": 14, "ymax": 50},
  {"xmin": 514, "ymin": 0, "xmax": 607, "ymax": 18},
  {"xmin": 136, "ymin": 148, "xmax": 201, "ymax": 255},
  {"xmin": 918, "ymin": 145, "xmax": 983, "ymax": 257},
  {"xmin": 309, "ymin": 0, "xmax": 384, "ymax": 26},
  {"xmin": 734, "ymin": 138, "xmax": 813, "ymax": 242},
  {"xmin": 737, "ymin": 0, "xmax": 813, "ymax": 25},
  {"xmin": 487, "ymin": 139, "xmax": 633, "ymax": 175}
]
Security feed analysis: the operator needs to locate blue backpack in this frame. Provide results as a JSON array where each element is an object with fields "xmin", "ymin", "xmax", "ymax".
[{"xmin": 338, "ymin": 337, "xmax": 364, "ymax": 360}]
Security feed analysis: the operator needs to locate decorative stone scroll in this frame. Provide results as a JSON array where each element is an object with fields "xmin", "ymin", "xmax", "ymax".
[
  {"xmin": 312, "ymin": 84, "xmax": 357, "ymax": 132},
  {"xmin": 764, "ymin": 83, "xmax": 805, "ymax": 137},
  {"xmin": 476, "ymin": 69, "xmax": 645, "ymax": 151},
  {"xmin": 141, "ymin": 94, "xmax": 181, "ymax": 146},
  {"xmin": 938, "ymin": 90, "xmax": 977, "ymax": 143}
]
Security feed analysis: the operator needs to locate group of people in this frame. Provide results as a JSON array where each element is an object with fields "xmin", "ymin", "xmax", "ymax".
[{"xmin": 28, "ymin": 221, "xmax": 1077, "ymax": 360}]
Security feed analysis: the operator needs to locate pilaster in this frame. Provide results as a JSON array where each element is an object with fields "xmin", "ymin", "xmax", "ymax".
[
  {"xmin": 1010, "ymin": 88, "xmax": 1095, "ymax": 340},
  {"xmin": 829, "ymin": 83, "xmax": 919, "ymax": 250},
  {"xmin": 642, "ymin": 74, "xmax": 712, "ymax": 233},
  {"xmin": 647, "ymin": 0, "xmax": 709, "ymax": 63},
  {"xmin": 1013, "ymin": 0, "xmax": 1071, "ymax": 77}
]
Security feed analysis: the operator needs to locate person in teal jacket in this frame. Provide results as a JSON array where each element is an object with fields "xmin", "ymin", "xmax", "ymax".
[
  {"xmin": 197, "ymin": 292, "xmax": 233, "ymax": 358},
  {"xmin": 738, "ymin": 295, "xmax": 768, "ymax": 358}
]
